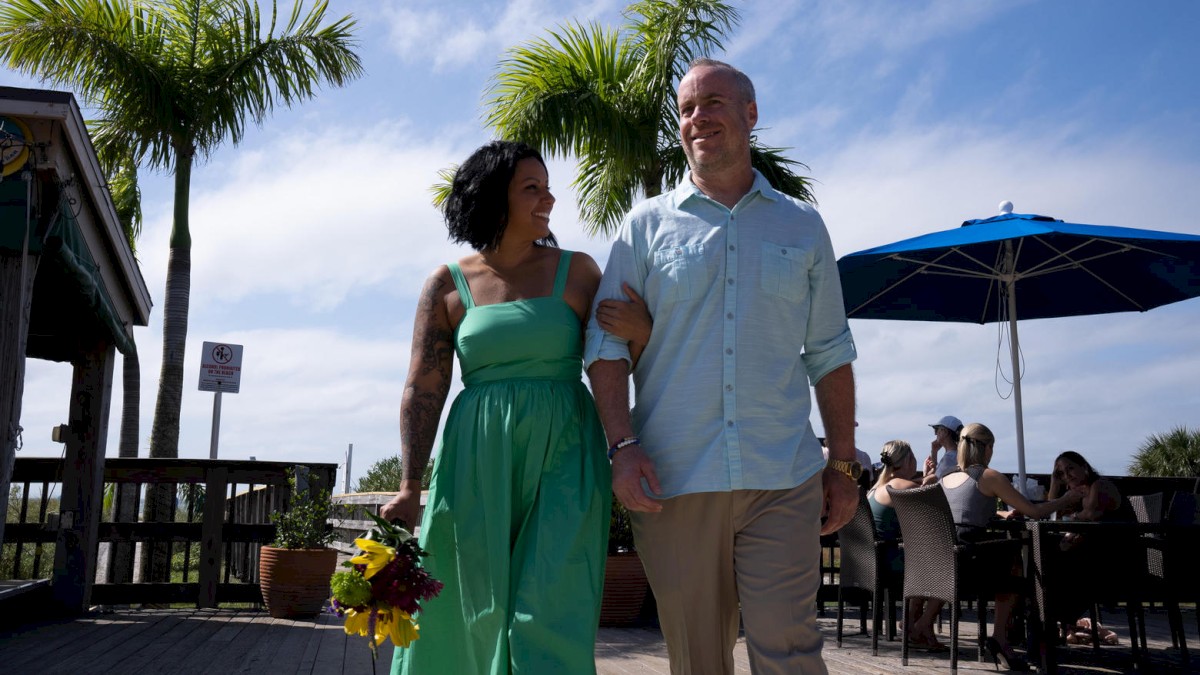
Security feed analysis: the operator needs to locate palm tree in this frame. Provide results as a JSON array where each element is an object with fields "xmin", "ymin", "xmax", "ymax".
[
  {"xmin": 1128, "ymin": 426, "xmax": 1200, "ymax": 478},
  {"xmin": 0, "ymin": 0, "xmax": 362, "ymax": 580},
  {"xmin": 483, "ymin": 0, "xmax": 813, "ymax": 236},
  {"xmin": 98, "ymin": 143, "xmax": 143, "ymax": 583}
]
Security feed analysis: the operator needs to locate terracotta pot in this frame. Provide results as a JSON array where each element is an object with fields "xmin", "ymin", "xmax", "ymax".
[
  {"xmin": 600, "ymin": 552, "xmax": 649, "ymax": 627},
  {"xmin": 259, "ymin": 546, "xmax": 338, "ymax": 618}
]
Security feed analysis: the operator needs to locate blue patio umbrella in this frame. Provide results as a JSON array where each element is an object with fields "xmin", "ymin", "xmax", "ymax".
[{"xmin": 837, "ymin": 202, "xmax": 1200, "ymax": 492}]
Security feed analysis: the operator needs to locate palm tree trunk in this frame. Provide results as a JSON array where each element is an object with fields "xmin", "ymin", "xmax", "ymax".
[
  {"xmin": 142, "ymin": 151, "xmax": 193, "ymax": 583},
  {"xmin": 109, "ymin": 349, "xmax": 140, "ymax": 583},
  {"xmin": 149, "ymin": 153, "xmax": 192, "ymax": 460}
]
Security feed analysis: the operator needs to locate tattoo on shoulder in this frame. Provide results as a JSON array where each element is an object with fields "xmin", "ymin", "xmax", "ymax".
[{"xmin": 416, "ymin": 276, "xmax": 454, "ymax": 377}]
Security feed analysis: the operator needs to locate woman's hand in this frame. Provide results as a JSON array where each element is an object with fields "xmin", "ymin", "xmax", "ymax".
[{"xmin": 596, "ymin": 283, "xmax": 651, "ymax": 345}]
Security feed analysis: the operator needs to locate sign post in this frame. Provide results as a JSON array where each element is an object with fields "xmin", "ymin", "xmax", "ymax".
[{"xmin": 199, "ymin": 342, "xmax": 243, "ymax": 459}]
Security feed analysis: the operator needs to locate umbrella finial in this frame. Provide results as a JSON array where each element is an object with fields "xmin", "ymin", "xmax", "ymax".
[{"xmin": 999, "ymin": 200, "xmax": 1014, "ymax": 215}]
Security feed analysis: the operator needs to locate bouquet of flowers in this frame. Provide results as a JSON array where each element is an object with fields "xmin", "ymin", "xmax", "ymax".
[{"xmin": 330, "ymin": 513, "xmax": 443, "ymax": 659}]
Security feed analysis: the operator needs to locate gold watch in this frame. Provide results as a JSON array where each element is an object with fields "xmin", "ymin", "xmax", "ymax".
[{"xmin": 827, "ymin": 458, "xmax": 863, "ymax": 481}]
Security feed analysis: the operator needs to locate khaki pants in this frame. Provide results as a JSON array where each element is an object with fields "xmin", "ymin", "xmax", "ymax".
[{"xmin": 630, "ymin": 473, "xmax": 827, "ymax": 675}]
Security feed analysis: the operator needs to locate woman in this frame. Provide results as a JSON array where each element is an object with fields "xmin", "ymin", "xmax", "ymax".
[
  {"xmin": 381, "ymin": 141, "xmax": 649, "ymax": 674},
  {"xmin": 868, "ymin": 440, "xmax": 945, "ymax": 651},
  {"xmin": 1044, "ymin": 450, "xmax": 1132, "ymax": 644},
  {"xmin": 1046, "ymin": 451, "xmax": 1133, "ymax": 523},
  {"xmin": 921, "ymin": 415, "xmax": 963, "ymax": 485},
  {"xmin": 941, "ymin": 423, "xmax": 1086, "ymax": 671}
]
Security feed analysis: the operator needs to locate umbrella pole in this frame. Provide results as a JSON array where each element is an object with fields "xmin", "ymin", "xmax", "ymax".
[{"xmin": 1005, "ymin": 261, "xmax": 1029, "ymax": 497}]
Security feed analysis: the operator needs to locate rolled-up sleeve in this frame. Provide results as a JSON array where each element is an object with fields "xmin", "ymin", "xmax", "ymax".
[
  {"xmin": 584, "ymin": 221, "xmax": 645, "ymax": 370},
  {"xmin": 801, "ymin": 217, "xmax": 857, "ymax": 385}
]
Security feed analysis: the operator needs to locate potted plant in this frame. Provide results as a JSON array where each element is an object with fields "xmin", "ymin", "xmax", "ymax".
[
  {"xmin": 259, "ymin": 470, "xmax": 337, "ymax": 618},
  {"xmin": 600, "ymin": 497, "xmax": 650, "ymax": 626}
]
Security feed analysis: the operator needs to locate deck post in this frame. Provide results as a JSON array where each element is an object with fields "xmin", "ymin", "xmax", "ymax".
[
  {"xmin": 199, "ymin": 467, "xmax": 229, "ymax": 608},
  {"xmin": 52, "ymin": 342, "xmax": 116, "ymax": 612}
]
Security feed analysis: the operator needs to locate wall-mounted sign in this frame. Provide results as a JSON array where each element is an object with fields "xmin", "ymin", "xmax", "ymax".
[{"xmin": 0, "ymin": 116, "xmax": 32, "ymax": 177}]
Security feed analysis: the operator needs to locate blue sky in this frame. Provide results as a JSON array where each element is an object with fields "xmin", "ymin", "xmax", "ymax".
[{"xmin": 6, "ymin": 0, "xmax": 1199, "ymax": 489}]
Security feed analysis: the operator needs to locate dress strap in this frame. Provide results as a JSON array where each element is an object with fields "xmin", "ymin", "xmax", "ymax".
[
  {"xmin": 552, "ymin": 249, "xmax": 573, "ymax": 298},
  {"xmin": 447, "ymin": 263, "xmax": 475, "ymax": 309}
]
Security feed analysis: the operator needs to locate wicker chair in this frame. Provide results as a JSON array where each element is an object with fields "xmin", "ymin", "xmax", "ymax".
[
  {"xmin": 836, "ymin": 492, "xmax": 900, "ymax": 655},
  {"xmin": 1128, "ymin": 492, "xmax": 1163, "ymax": 524},
  {"xmin": 887, "ymin": 483, "xmax": 1015, "ymax": 674},
  {"xmin": 1130, "ymin": 491, "xmax": 1192, "ymax": 666}
]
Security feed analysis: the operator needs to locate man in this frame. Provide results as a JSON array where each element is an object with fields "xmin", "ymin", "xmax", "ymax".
[{"xmin": 585, "ymin": 59, "xmax": 859, "ymax": 675}]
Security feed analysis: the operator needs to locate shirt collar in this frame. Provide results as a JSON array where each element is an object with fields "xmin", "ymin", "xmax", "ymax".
[{"xmin": 673, "ymin": 169, "xmax": 780, "ymax": 209}]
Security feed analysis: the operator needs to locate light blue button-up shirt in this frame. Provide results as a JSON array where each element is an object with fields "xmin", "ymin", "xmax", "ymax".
[{"xmin": 585, "ymin": 171, "xmax": 857, "ymax": 498}]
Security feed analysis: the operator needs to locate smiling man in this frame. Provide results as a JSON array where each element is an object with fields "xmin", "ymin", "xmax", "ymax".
[{"xmin": 586, "ymin": 59, "xmax": 859, "ymax": 674}]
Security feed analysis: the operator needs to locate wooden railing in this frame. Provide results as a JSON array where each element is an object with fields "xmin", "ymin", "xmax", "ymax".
[{"xmin": 3, "ymin": 457, "xmax": 336, "ymax": 609}]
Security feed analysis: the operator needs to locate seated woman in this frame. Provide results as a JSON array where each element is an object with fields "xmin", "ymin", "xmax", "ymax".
[
  {"xmin": 941, "ymin": 423, "xmax": 1086, "ymax": 671},
  {"xmin": 867, "ymin": 440, "xmax": 945, "ymax": 651},
  {"xmin": 1044, "ymin": 450, "xmax": 1133, "ymax": 644},
  {"xmin": 1047, "ymin": 450, "xmax": 1134, "ymax": 524}
]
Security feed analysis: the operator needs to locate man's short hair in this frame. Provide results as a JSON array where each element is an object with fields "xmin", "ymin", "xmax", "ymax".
[{"xmin": 686, "ymin": 58, "xmax": 756, "ymax": 103}]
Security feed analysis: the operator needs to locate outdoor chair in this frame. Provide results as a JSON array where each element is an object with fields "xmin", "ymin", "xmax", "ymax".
[
  {"xmin": 1128, "ymin": 492, "xmax": 1163, "ymax": 525},
  {"xmin": 1134, "ymin": 491, "xmax": 1196, "ymax": 666},
  {"xmin": 886, "ymin": 483, "xmax": 1014, "ymax": 674},
  {"xmin": 1025, "ymin": 520, "xmax": 1145, "ymax": 673},
  {"xmin": 836, "ymin": 492, "xmax": 901, "ymax": 655},
  {"xmin": 1164, "ymin": 491, "xmax": 1199, "ymax": 650}
]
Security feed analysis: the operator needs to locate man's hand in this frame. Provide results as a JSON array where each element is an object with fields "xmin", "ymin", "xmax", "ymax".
[
  {"xmin": 380, "ymin": 480, "xmax": 422, "ymax": 529},
  {"xmin": 611, "ymin": 445, "xmax": 663, "ymax": 513},
  {"xmin": 820, "ymin": 468, "xmax": 858, "ymax": 535}
]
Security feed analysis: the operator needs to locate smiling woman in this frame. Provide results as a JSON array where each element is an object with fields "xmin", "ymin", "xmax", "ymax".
[{"xmin": 378, "ymin": 140, "xmax": 652, "ymax": 675}]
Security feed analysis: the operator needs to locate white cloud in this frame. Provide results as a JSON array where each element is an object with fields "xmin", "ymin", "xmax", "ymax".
[{"xmin": 375, "ymin": 0, "xmax": 623, "ymax": 72}]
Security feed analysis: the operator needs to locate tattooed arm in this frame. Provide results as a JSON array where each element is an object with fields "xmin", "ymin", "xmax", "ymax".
[{"xmin": 381, "ymin": 268, "xmax": 455, "ymax": 528}]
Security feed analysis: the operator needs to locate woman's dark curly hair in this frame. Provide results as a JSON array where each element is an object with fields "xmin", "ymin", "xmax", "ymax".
[{"xmin": 444, "ymin": 140, "xmax": 557, "ymax": 251}]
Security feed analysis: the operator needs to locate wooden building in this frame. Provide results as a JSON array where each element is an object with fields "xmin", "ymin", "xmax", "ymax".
[{"xmin": 1, "ymin": 86, "xmax": 151, "ymax": 612}]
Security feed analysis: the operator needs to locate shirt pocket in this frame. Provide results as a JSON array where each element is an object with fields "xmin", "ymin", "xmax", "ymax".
[
  {"xmin": 759, "ymin": 241, "xmax": 812, "ymax": 303},
  {"xmin": 651, "ymin": 243, "xmax": 710, "ymax": 305}
]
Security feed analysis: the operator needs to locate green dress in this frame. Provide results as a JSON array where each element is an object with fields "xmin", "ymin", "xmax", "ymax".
[{"xmin": 394, "ymin": 249, "xmax": 611, "ymax": 674}]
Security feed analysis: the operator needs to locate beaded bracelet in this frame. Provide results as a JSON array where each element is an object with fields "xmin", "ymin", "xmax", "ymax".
[{"xmin": 607, "ymin": 436, "xmax": 641, "ymax": 461}]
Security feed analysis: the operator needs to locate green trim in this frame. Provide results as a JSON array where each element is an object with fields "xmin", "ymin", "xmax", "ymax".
[{"xmin": 42, "ymin": 201, "xmax": 137, "ymax": 356}]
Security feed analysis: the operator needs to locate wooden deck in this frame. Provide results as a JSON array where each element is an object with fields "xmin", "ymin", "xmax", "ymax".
[{"xmin": 0, "ymin": 604, "xmax": 1194, "ymax": 674}]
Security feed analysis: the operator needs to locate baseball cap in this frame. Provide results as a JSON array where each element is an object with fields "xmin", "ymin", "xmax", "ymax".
[{"xmin": 930, "ymin": 415, "xmax": 963, "ymax": 431}]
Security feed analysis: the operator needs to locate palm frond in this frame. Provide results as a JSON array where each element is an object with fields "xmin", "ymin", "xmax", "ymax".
[
  {"xmin": 750, "ymin": 137, "xmax": 816, "ymax": 204},
  {"xmin": 1129, "ymin": 426, "xmax": 1200, "ymax": 477},
  {"xmin": 91, "ymin": 122, "xmax": 143, "ymax": 249},
  {"xmin": 429, "ymin": 165, "xmax": 457, "ymax": 211},
  {"xmin": 486, "ymin": 21, "xmax": 645, "ymax": 160},
  {"xmin": 573, "ymin": 150, "xmax": 643, "ymax": 236}
]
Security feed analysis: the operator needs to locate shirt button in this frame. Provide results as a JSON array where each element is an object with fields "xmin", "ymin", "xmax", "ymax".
[
  {"xmin": 727, "ymin": 420, "xmax": 735, "ymax": 427},
  {"xmin": 729, "ymin": 244, "xmax": 736, "ymax": 251},
  {"xmin": 725, "ymin": 348, "xmax": 733, "ymax": 355},
  {"xmin": 727, "ymin": 278, "xmax": 734, "ymax": 285},
  {"xmin": 726, "ymin": 384, "xmax": 733, "ymax": 391},
  {"xmin": 726, "ymin": 312, "xmax": 734, "ymax": 320},
  {"xmin": 781, "ymin": 249, "xmax": 787, "ymax": 255}
]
